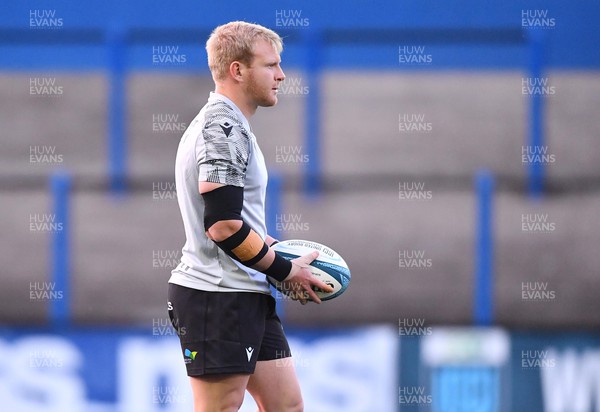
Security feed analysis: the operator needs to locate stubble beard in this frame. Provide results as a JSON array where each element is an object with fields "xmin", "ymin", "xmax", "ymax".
[{"xmin": 246, "ymin": 72, "xmax": 277, "ymax": 108}]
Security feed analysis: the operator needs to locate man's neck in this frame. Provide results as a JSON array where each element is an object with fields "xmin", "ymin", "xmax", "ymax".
[{"xmin": 214, "ymin": 84, "xmax": 256, "ymax": 120}]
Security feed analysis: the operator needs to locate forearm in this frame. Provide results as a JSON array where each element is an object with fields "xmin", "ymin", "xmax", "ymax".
[
  {"xmin": 214, "ymin": 222, "xmax": 290, "ymax": 280},
  {"xmin": 265, "ymin": 234, "xmax": 279, "ymax": 247},
  {"xmin": 206, "ymin": 220, "xmax": 278, "ymax": 271}
]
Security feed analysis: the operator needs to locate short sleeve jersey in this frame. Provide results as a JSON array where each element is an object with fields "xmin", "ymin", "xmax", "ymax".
[{"xmin": 168, "ymin": 92, "xmax": 271, "ymax": 294}]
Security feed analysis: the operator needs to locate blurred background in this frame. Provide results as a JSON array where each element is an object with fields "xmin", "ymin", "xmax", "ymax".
[{"xmin": 1, "ymin": 0, "xmax": 599, "ymax": 411}]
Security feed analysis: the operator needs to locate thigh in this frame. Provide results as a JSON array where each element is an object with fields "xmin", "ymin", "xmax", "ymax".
[
  {"xmin": 246, "ymin": 359, "xmax": 303, "ymax": 412},
  {"xmin": 190, "ymin": 373, "xmax": 250, "ymax": 412},
  {"xmin": 248, "ymin": 297, "xmax": 302, "ymax": 411}
]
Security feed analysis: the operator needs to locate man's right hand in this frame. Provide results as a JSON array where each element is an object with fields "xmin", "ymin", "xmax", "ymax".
[{"xmin": 281, "ymin": 251, "xmax": 334, "ymax": 305}]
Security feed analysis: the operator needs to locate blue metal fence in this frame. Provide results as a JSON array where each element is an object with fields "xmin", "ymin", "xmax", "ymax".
[
  {"xmin": 107, "ymin": 26, "xmax": 128, "ymax": 193},
  {"xmin": 526, "ymin": 29, "xmax": 547, "ymax": 199},
  {"xmin": 50, "ymin": 170, "xmax": 72, "ymax": 327},
  {"xmin": 474, "ymin": 170, "xmax": 495, "ymax": 326}
]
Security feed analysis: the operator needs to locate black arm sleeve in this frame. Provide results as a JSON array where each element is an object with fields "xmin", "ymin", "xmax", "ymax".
[{"xmin": 202, "ymin": 185, "xmax": 244, "ymax": 230}]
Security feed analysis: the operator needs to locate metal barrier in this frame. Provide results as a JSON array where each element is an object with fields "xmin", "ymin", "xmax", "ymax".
[
  {"xmin": 50, "ymin": 170, "xmax": 72, "ymax": 327},
  {"xmin": 527, "ymin": 29, "xmax": 547, "ymax": 199},
  {"xmin": 107, "ymin": 26, "xmax": 128, "ymax": 193},
  {"xmin": 474, "ymin": 170, "xmax": 495, "ymax": 326}
]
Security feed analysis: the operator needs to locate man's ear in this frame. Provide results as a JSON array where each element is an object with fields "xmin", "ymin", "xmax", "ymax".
[{"xmin": 229, "ymin": 61, "xmax": 244, "ymax": 82}]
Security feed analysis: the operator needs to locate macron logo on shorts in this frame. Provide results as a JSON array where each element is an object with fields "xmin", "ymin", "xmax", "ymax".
[{"xmin": 245, "ymin": 346, "xmax": 254, "ymax": 362}]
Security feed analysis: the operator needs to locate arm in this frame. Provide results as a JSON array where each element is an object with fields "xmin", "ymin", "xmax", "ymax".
[
  {"xmin": 201, "ymin": 181, "xmax": 279, "ymax": 247},
  {"xmin": 265, "ymin": 235, "xmax": 280, "ymax": 247},
  {"xmin": 199, "ymin": 181, "xmax": 332, "ymax": 303}
]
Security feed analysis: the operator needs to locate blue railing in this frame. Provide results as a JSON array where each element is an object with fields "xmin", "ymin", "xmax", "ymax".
[
  {"xmin": 107, "ymin": 26, "xmax": 128, "ymax": 194},
  {"xmin": 474, "ymin": 170, "xmax": 495, "ymax": 326},
  {"xmin": 527, "ymin": 29, "xmax": 547, "ymax": 200},
  {"xmin": 50, "ymin": 170, "xmax": 72, "ymax": 327}
]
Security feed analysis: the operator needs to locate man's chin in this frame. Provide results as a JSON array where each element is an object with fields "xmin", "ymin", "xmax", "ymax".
[{"xmin": 259, "ymin": 97, "xmax": 278, "ymax": 107}]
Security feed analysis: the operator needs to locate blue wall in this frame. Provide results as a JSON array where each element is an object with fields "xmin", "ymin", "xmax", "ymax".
[{"xmin": 1, "ymin": 0, "xmax": 598, "ymax": 70}]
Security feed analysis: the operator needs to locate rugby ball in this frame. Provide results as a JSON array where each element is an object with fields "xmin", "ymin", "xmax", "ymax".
[{"xmin": 269, "ymin": 239, "xmax": 351, "ymax": 301}]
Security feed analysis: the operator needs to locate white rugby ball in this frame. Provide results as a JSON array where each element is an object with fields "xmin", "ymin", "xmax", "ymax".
[{"xmin": 269, "ymin": 239, "xmax": 351, "ymax": 301}]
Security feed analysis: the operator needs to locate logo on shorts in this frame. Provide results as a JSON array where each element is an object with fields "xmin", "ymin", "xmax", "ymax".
[
  {"xmin": 184, "ymin": 348, "xmax": 197, "ymax": 364},
  {"xmin": 245, "ymin": 346, "xmax": 254, "ymax": 362}
]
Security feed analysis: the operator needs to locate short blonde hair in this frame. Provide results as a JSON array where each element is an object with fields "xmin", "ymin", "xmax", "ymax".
[{"xmin": 206, "ymin": 21, "xmax": 283, "ymax": 82}]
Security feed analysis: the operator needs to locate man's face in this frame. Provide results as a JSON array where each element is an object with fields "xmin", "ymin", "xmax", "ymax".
[{"xmin": 244, "ymin": 39, "xmax": 285, "ymax": 107}]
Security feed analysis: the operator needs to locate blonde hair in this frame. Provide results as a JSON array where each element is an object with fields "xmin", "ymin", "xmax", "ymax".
[{"xmin": 206, "ymin": 21, "xmax": 283, "ymax": 82}]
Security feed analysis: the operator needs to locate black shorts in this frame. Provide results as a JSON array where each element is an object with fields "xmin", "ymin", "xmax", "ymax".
[{"xmin": 167, "ymin": 283, "xmax": 291, "ymax": 376}]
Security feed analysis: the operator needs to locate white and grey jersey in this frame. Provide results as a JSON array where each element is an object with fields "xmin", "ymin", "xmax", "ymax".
[{"xmin": 168, "ymin": 92, "xmax": 271, "ymax": 294}]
